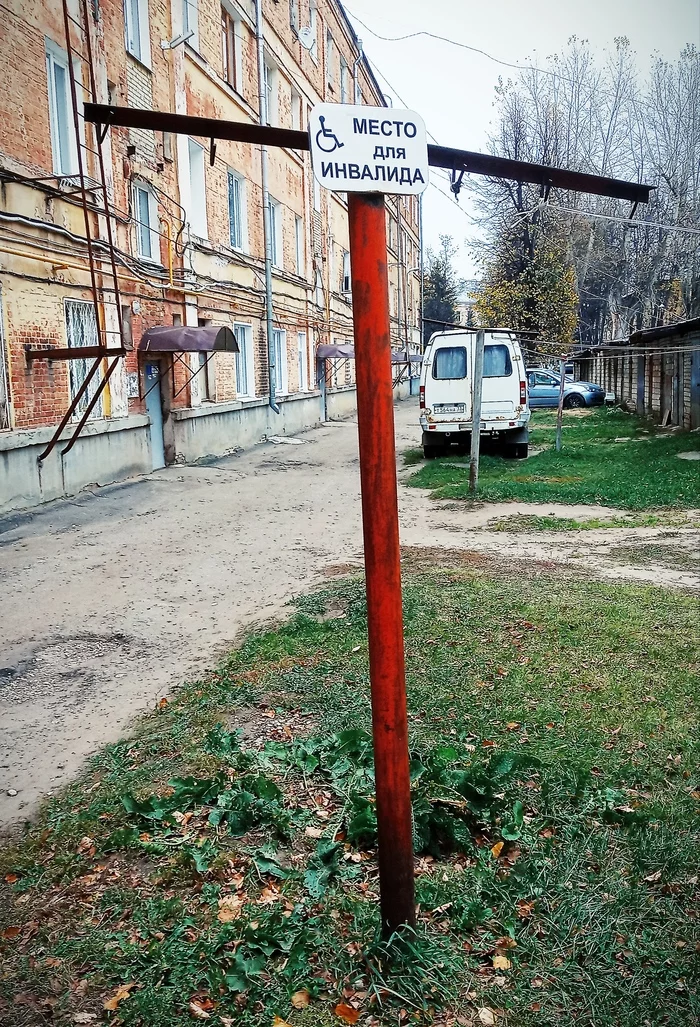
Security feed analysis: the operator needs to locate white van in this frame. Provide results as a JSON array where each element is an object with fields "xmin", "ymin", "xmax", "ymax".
[{"xmin": 419, "ymin": 330, "xmax": 530, "ymax": 459}]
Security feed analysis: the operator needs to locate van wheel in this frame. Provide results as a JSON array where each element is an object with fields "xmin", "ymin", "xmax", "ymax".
[
  {"xmin": 424, "ymin": 445, "xmax": 446, "ymax": 459},
  {"xmin": 515, "ymin": 443, "xmax": 529, "ymax": 459}
]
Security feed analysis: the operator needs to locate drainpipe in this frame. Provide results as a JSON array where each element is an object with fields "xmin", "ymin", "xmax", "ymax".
[
  {"xmin": 351, "ymin": 37, "xmax": 363, "ymax": 102},
  {"xmin": 254, "ymin": 0, "xmax": 279, "ymax": 413}
]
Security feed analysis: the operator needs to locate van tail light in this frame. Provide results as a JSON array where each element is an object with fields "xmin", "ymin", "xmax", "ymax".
[
  {"xmin": 419, "ymin": 385, "xmax": 425, "ymax": 409},
  {"xmin": 520, "ymin": 381, "xmax": 527, "ymax": 404}
]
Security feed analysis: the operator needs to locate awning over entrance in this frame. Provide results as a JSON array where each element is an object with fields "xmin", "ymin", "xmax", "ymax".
[
  {"xmin": 139, "ymin": 325, "xmax": 239, "ymax": 353},
  {"xmin": 316, "ymin": 344, "xmax": 421, "ymax": 363}
]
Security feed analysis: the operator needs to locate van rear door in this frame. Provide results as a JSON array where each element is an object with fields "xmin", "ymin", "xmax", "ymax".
[
  {"xmin": 481, "ymin": 335, "xmax": 518, "ymax": 420},
  {"xmin": 425, "ymin": 336, "xmax": 471, "ymax": 423}
]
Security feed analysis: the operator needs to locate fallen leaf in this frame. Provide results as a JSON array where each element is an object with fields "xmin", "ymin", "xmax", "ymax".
[
  {"xmin": 157, "ymin": 697, "xmax": 169, "ymax": 710},
  {"xmin": 335, "ymin": 1003, "xmax": 360, "ymax": 1023},
  {"xmin": 482, "ymin": 739, "xmax": 496, "ymax": 748},
  {"xmin": 4, "ymin": 873, "xmax": 19, "ymax": 884},
  {"xmin": 77, "ymin": 836, "xmax": 95, "ymax": 854},
  {"xmin": 2, "ymin": 926, "xmax": 21, "ymax": 940},
  {"xmin": 305, "ymin": 826, "xmax": 323, "ymax": 839},
  {"xmin": 491, "ymin": 841, "xmax": 504, "ymax": 859},
  {"xmin": 103, "ymin": 982, "xmax": 136, "ymax": 1011},
  {"xmin": 217, "ymin": 895, "xmax": 244, "ymax": 922},
  {"xmin": 492, "ymin": 955, "xmax": 511, "ymax": 970},
  {"xmin": 291, "ymin": 990, "xmax": 311, "ymax": 1009},
  {"xmin": 506, "ymin": 722, "xmax": 520, "ymax": 731},
  {"xmin": 272, "ymin": 1018, "xmax": 293, "ymax": 1027},
  {"xmin": 645, "ymin": 869, "xmax": 662, "ymax": 882},
  {"xmin": 478, "ymin": 1009, "xmax": 496, "ymax": 1025},
  {"xmin": 189, "ymin": 999, "xmax": 212, "ymax": 1020},
  {"xmin": 73, "ymin": 1015, "xmax": 97, "ymax": 1025}
]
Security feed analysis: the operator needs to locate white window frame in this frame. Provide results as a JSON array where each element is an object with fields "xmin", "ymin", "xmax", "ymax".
[
  {"xmin": 289, "ymin": 0, "xmax": 299, "ymax": 32},
  {"xmin": 46, "ymin": 40, "xmax": 78, "ymax": 177},
  {"xmin": 273, "ymin": 328, "xmax": 288, "ymax": 394},
  {"xmin": 295, "ymin": 215, "xmax": 304, "ymax": 277},
  {"xmin": 269, "ymin": 197, "xmax": 283, "ymax": 268},
  {"xmin": 297, "ymin": 330, "xmax": 308, "ymax": 392},
  {"xmin": 340, "ymin": 56, "xmax": 349, "ymax": 103},
  {"xmin": 183, "ymin": 0, "xmax": 199, "ymax": 50},
  {"xmin": 325, "ymin": 28, "xmax": 334, "ymax": 95},
  {"xmin": 342, "ymin": 249, "xmax": 351, "ymax": 294},
  {"xmin": 221, "ymin": 2, "xmax": 242, "ymax": 92},
  {"xmin": 228, "ymin": 169, "xmax": 247, "ymax": 251},
  {"xmin": 262, "ymin": 56, "xmax": 278, "ymax": 126},
  {"xmin": 354, "ymin": 74, "xmax": 362, "ymax": 105},
  {"xmin": 290, "ymin": 85, "xmax": 302, "ymax": 131},
  {"xmin": 309, "ymin": 1, "xmax": 318, "ymax": 63},
  {"xmin": 124, "ymin": 0, "xmax": 151, "ymax": 68},
  {"xmin": 133, "ymin": 181, "xmax": 161, "ymax": 262},
  {"xmin": 65, "ymin": 299, "xmax": 103, "ymax": 419},
  {"xmin": 233, "ymin": 322, "xmax": 254, "ymax": 397},
  {"xmin": 187, "ymin": 138, "xmax": 208, "ymax": 239}
]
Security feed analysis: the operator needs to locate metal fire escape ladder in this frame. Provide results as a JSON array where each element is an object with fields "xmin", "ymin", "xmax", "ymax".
[{"xmin": 32, "ymin": 0, "xmax": 126, "ymax": 462}]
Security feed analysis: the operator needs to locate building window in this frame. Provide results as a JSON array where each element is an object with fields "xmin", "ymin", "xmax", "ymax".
[
  {"xmin": 234, "ymin": 322, "xmax": 253, "ymax": 396},
  {"xmin": 297, "ymin": 331, "xmax": 308, "ymax": 392},
  {"xmin": 342, "ymin": 249, "xmax": 351, "ymax": 293},
  {"xmin": 354, "ymin": 74, "xmax": 362, "ymax": 105},
  {"xmin": 325, "ymin": 29, "xmax": 334, "ymax": 95},
  {"xmin": 289, "ymin": 0, "xmax": 299, "ymax": 31},
  {"xmin": 183, "ymin": 0, "xmax": 199, "ymax": 49},
  {"xmin": 263, "ymin": 57, "xmax": 278, "ymax": 125},
  {"xmin": 187, "ymin": 139, "xmax": 208, "ymax": 238},
  {"xmin": 228, "ymin": 170, "xmax": 247, "ymax": 250},
  {"xmin": 273, "ymin": 329, "xmax": 288, "ymax": 394},
  {"xmin": 309, "ymin": 1, "xmax": 318, "ymax": 62},
  {"xmin": 340, "ymin": 56, "xmax": 349, "ymax": 103},
  {"xmin": 290, "ymin": 86, "xmax": 302, "ymax": 131},
  {"xmin": 124, "ymin": 0, "xmax": 151, "ymax": 66},
  {"xmin": 295, "ymin": 215, "xmax": 304, "ymax": 277},
  {"xmin": 269, "ymin": 197, "xmax": 282, "ymax": 267},
  {"xmin": 65, "ymin": 300, "xmax": 103, "ymax": 418},
  {"xmin": 197, "ymin": 352, "xmax": 213, "ymax": 400},
  {"xmin": 221, "ymin": 5, "xmax": 239, "ymax": 90},
  {"xmin": 133, "ymin": 182, "xmax": 160, "ymax": 261},
  {"xmin": 46, "ymin": 41, "xmax": 77, "ymax": 176}
]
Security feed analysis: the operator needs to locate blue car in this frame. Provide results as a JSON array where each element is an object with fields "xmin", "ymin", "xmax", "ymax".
[{"xmin": 527, "ymin": 369, "xmax": 607, "ymax": 409}]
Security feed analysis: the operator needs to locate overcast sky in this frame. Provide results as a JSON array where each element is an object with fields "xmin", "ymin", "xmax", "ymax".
[{"xmin": 343, "ymin": 0, "xmax": 700, "ymax": 281}]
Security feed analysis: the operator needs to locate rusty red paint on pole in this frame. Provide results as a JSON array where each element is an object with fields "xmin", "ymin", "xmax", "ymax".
[{"xmin": 347, "ymin": 192, "xmax": 415, "ymax": 936}]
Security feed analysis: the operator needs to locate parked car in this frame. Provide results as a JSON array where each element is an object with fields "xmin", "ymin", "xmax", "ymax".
[
  {"xmin": 419, "ymin": 330, "xmax": 530, "ymax": 458},
  {"xmin": 527, "ymin": 369, "xmax": 607, "ymax": 408}
]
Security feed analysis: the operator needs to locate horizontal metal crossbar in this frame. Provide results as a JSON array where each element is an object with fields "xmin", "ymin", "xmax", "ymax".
[
  {"xmin": 84, "ymin": 103, "xmax": 654, "ymax": 203},
  {"xmin": 25, "ymin": 346, "xmax": 125, "ymax": 361}
]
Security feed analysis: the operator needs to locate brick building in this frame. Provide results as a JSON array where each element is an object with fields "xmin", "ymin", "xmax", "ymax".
[{"xmin": 0, "ymin": 0, "xmax": 421, "ymax": 513}]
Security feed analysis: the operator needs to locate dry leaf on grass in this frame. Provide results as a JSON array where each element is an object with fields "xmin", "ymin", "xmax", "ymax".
[
  {"xmin": 335, "ymin": 1003, "xmax": 360, "ymax": 1023},
  {"xmin": 217, "ymin": 895, "xmax": 244, "ymax": 922},
  {"xmin": 478, "ymin": 1009, "xmax": 496, "ymax": 1026},
  {"xmin": 291, "ymin": 990, "xmax": 311, "ymax": 1009},
  {"xmin": 490, "ymin": 841, "xmax": 504, "ymax": 858},
  {"xmin": 492, "ymin": 955, "xmax": 511, "ymax": 970},
  {"xmin": 4, "ymin": 873, "xmax": 19, "ymax": 884},
  {"xmin": 188, "ymin": 999, "xmax": 212, "ymax": 1020},
  {"xmin": 272, "ymin": 1017, "xmax": 293, "ymax": 1027},
  {"xmin": 72, "ymin": 1015, "xmax": 97, "ymax": 1024},
  {"xmin": 103, "ymin": 982, "xmax": 136, "ymax": 1011},
  {"xmin": 2, "ymin": 926, "xmax": 20, "ymax": 940}
]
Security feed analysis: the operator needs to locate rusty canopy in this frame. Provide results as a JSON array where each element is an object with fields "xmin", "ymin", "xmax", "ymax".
[
  {"xmin": 316, "ymin": 343, "xmax": 421, "ymax": 362},
  {"xmin": 139, "ymin": 325, "xmax": 239, "ymax": 353}
]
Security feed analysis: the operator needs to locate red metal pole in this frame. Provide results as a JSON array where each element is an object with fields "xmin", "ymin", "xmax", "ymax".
[{"xmin": 347, "ymin": 192, "xmax": 415, "ymax": 936}]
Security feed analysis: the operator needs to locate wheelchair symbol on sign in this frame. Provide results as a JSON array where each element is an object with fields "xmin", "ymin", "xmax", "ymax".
[{"xmin": 315, "ymin": 116, "xmax": 344, "ymax": 154}]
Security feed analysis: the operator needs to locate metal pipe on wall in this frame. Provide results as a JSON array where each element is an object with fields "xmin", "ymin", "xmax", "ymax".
[{"xmin": 254, "ymin": 0, "xmax": 280, "ymax": 414}]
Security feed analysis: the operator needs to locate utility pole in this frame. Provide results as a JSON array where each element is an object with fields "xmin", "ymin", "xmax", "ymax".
[
  {"xmin": 555, "ymin": 358, "xmax": 566, "ymax": 451},
  {"xmin": 469, "ymin": 329, "xmax": 485, "ymax": 493},
  {"xmin": 348, "ymin": 192, "xmax": 415, "ymax": 936}
]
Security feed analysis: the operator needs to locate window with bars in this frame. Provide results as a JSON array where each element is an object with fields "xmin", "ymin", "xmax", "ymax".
[{"xmin": 65, "ymin": 300, "xmax": 103, "ymax": 418}]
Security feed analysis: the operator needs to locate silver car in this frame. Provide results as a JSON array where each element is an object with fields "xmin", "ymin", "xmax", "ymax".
[{"xmin": 527, "ymin": 369, "xmax": 607, "ymax": 409}]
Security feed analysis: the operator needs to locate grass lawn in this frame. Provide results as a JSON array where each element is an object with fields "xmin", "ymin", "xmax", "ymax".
[
  {"xmin": 1, "ymin": 563, "xmax": 699, "ymax": 1027},
  {"xmin": 405, "ymin": 409, "xmax": 700, "ymax": 509}
]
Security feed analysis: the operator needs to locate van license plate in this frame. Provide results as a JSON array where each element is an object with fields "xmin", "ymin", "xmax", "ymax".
[{"xmin": 434, "ymin": 403, "xmax": 465, "ymax": 413}]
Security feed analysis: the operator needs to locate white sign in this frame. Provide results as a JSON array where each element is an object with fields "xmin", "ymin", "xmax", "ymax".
[{"xmin": 309, "ymin": 104, "xmax": 429, "ymax": 195}]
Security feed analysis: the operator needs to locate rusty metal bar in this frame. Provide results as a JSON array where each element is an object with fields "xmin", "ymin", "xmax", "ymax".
[
  {"xmin": 25, "ymin": 346, "xmax": 124, "ymax": 361},
  {"xmin": 348, "ymin": 192, "xmax": 415, "ymax": 936},
  {"xmin": 60, "ymin": 355, "xmax": 123, "ymax": 456},
  {"xmin": 85, "ymin": 103, "xmax": 655, "ymax": 204}
]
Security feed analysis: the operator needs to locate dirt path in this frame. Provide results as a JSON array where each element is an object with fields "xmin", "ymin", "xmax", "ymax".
[{"xmin": 1, "ymin": 400, "xmax": 698, "ymax": 830}]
